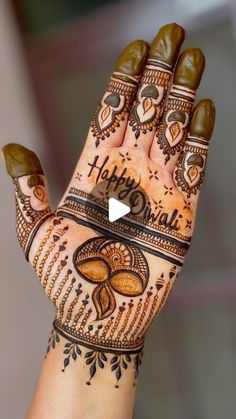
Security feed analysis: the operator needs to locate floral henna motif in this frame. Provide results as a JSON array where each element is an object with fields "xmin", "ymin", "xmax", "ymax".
[
  {"xmin": 73, "ymin": 237, "xmax": 149, "ymax": 320},
  {"xmin": 156, "ymin": 85, "xmax": 195, "ymax": 163},
  {"xmin": 175, "ymin": 135, "xmax": 208, "ymax": 197},
  {"xmin": 129, "ymin": 59, "xmax": 172, "ymax": 144},
  {"xmin": 91, "ymin": 72, "xmax": 138, "ymax": 147},
  {"xmin": 14, "ymin": 175, "xmax": 52, "ymax": 258}
]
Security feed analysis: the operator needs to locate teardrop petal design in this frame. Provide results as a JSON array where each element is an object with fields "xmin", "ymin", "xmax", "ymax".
[
  {"xmin": 187, "ymin": 165, "xmax": 199, "ymax": 183},
  {"xmin": 110, "ymin": 270, "xmax": 143, "ymax": 296},
  {"xmin": 92, "ymin": 283, "xmax": 116, "ymax": 320},
  {"xmin": 170, "ymin": 122, "xmax": 181, "ymax": 141}
]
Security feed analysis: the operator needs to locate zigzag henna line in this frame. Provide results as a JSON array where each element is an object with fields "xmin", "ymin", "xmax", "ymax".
[
  {"xmin": 157, "ymin": 281, "xmax": 171, "ymax": 314},
  {"xmin": 71, "ymin": 300, "xmax": 89, "ymax": 328},
  {"xmin": 116, "ymin": 300, "xmax": 134, "ymax": 340},
  {"xmin": 32, "ymin": 224, "xmax": 54, "ymax": 269},
  {"xmin": 54, "ymin": 318, "xmax": 144, "ymax": 352},
  {"xmin": 138, "ymin": 294, "xmax": 159, "ymax": 337},
  {"xmin": 101, "ymin": 317, "xmax": 115, "ymax": 339},
  {"xmin": 108, "ymin": 306, "xmax": 126, "ymax": 340},
  {"xmin": 57, "ymin": 278, "xmax": 76, "ymax": 322},
  {"xmin": 47, "ymin": 256, "xmax": 68, "ymax": 299},
  {"xmin": 52, "ymin": 269, "xmax": 72, "ymax": 304},
  {"xmin": 41, "ymin": 250, "xmax": 61, "ymax": 289},
  {"xmin": 123, "ymin": 298, "xmax": 143, "ymax": 340},
  {"xmin": 80, "ymin": 308, "xmax": 93, "ymax": 330},
  {"xmin": 37, "ymin": 227, "xmax": 67, "ymax": 280},
  {"xmin": 38, "ymin": 242, "xmax": 56, "ymax": 279},
  {"xmin": 130, "ymin": 293, "xmax": 152, "ymax": 340},
  {"xmin": 64, "ymin": 293, "xmax": 82, "ymax": 326},
  {"xmin": 54, "ymin": 321, "xmax": 143, "ymax": 355}
]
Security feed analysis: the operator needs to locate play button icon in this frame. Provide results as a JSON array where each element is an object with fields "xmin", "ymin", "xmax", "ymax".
[{"xmin": 108, "ymin": 197, "xmax": 130, "ymax": 222}]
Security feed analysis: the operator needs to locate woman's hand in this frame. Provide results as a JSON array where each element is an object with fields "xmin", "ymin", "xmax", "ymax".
[{"xmin": 2, "ymin": 23, "xmax": 215, "ymax": 391}]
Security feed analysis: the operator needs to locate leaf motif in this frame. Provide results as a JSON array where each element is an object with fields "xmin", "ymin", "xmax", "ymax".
[
  {"xmin": 65, "ymin": 342, "xmax": 71, "ymax": 348},
  {"xmin": 170, "ymin": 122, "xmax": 180, "ymax": 141},
  {"xmin": 72, "ymin": 351, "xmax": 77, "ymax": 361},
  {"xmin": 92, "ymin": 284, "xmax": 116, "ymax": 320},
  {"xmin": 76, "ymin": 346, "xmax": 81, "ymax": 355},
  {"xmin": 101, "ymin": 105, "xmax": 111, "ymax": 122},
  {"xmin": 86, "ymin": 358, "xmax": 94, "ymax": 365},
  {"xmin": 52, "ymin": 339, "xmax": 55, "ymax": 349},
  {"xmin": 98, "ymin": 358, "xmax": 104, "ymax": 369},
  {"xmin": 126, "ymin": 355, "xmax": 131, "ymax": 362},
  {"xmin": 64, "ymin": 358, "xmax": 70, "ymax": 369},
  {"xmin": 90, "ymin": 363, "xmax": 97, "ymax": 379},
  {"xmin": 85, "ymin": 351, "xmax": 94, "ymax": 358},
  {"xmin": 122, "ymin": 360, "xmax": 127, "ymax": 369},
  {"xmin": 63, "ymin": 349, "xmax": 70, "ymax": 354},
  {"xmin": 143, "ymin": 97, "xmax": 153, "ymax": 114},
  {"xmin": 187, "ymin": 166, "xmax": 198, "ymax": 183},
  {"xmin": 111, "ymin": 364, "xmax": 118, "ymax": 371},
  {"xmin": 111, "ymin": 356, "xmax": 118, "ymax": 365},
  {"xmin": 116, "ymin": 366, "xmax": 122, "ymax": 381},
  {"xmin": 55, "ymin": 334, "xmax": 60, "ymax": 343},
  {"xmin": 110, "ymin": 271, "xmax": 144, "ymax": 296},
  {"xmin": 101, "ymin": 353, "xmax": 107, "ymax": 362}
]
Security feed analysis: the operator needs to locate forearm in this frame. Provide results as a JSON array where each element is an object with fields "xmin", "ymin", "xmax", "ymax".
[{"xmin": 27, "ymin": 331, "xmax": 138, "ymax": 419}]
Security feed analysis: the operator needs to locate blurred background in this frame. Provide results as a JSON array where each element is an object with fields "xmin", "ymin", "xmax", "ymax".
[{"xmin": 0, "ymin": 0, "xmax": 236, "ymax": 417}]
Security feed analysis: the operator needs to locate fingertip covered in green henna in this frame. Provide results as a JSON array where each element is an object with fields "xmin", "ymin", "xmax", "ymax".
[
  {"xmin": 2, "ymin": 143, "xmax": 43, "ymax": 178},
  {"xmin": 174, "ymin": 48, "xmax": 205, "ymax": 89},
  {"xmin": 114, "ymin": 40, "xmax": 149, "ymax": 76},
  {"xmin": 149, "ymin": 22, "xmax": 185, "ymax": 66},
  {"xmin": 190, "ymin": 99, "xmax": 216, "ymax": 140}
]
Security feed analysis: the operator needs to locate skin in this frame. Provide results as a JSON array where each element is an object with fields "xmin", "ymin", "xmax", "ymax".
[{"xmin": 2, "ymin": 23, "xmax": 215, "ymax": 419}]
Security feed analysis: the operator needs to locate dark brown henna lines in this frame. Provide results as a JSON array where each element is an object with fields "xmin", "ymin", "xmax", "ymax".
[
  {"xmin": 58, "ymin": 189, "xmax": 189, "ymax": 267},
  {"xmin": 175, "ymin": 135, "xmax": 208, "ymax": 197},
  {"xmin": 91, "ymin": 72, "xmax": 138, "ymax": 147},
  {"xmin": 156, "ymin": 85, "xmax": 195, "ymax": 163},
  {"xmin": 45, "ymin": 328, "xmax": 60, "ymax": 357},
  {"xmin": 14, "ymin": 175, "xmax": 52, "ymax": 258},
  {"xmin": 129, "ymin": 59, "xmax": 172, "ymax": 144},
  {"xmin": 46, "ymin": 324, "xmax": 143, "ymax": 388},
  {"xmin": 73, "ymin": 237, "xmax": 149, "ymax": 320}
]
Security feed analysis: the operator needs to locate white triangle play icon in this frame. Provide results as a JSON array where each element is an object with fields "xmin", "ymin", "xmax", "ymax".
[{"xmin": 108, "ymin": 198, "xmax": 130, "ymax": 222}]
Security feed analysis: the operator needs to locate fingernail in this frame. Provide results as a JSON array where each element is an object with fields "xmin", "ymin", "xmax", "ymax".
[
  {"xmin": 150, "ymin": 22, "xmax": 185, "ymax": 66},
  {"xmin": 2, "ymin": 143, "xmax": 43, "ymax": 178},
  {"xmin": 174, "ymin": 48, "xmax": 205, "ymax": 89},
  {"xmin": 115, "ymin": 40, "xmax": 149, "ymax": 76},
  {"xmin": 190, "ymin": 99, "xmax": 216, "ymax": 140}
]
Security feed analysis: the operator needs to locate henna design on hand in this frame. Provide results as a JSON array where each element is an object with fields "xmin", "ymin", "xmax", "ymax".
[
  {"xmin": 91, "ymin": 73, "xmax": 138, "ymax": 147},
  {"xmin": 73, "ymin": 237, "xmax": 149, "ymax": 320},
  {"xmin": 174, "ymin": 135, "xmax": 208, "ymax": 197},
  {"xmin": 129, "ymin": 59, "xmax": 172, "ymax": 145},
  {"xmin": 2, "ymin": 24, "xmax": 215, "ymax": 389}
]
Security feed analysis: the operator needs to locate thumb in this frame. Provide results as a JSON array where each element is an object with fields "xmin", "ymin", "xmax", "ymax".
[{"xmin": 2, "ymin": 143, "xmax": 53, "ymax": 260}]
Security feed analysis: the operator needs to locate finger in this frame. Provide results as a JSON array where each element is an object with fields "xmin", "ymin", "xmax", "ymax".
[
  {"xmin": 174, "ymin": 99, "xmax": 216, "ymax": 199},
  {"xmin": 87, "ymin": 40, "xmax": 149, "ymax": 148},
  {"xmin": 150, "ymin": 48, "xmax": 205, "ymax": 170},
  {"xmin": 2, "ymin": 143, "xmax": 53, "ymax": 260},
  {"xmin": 123, "ymin": 22, "xmax": 185, "ymax": 151}
]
